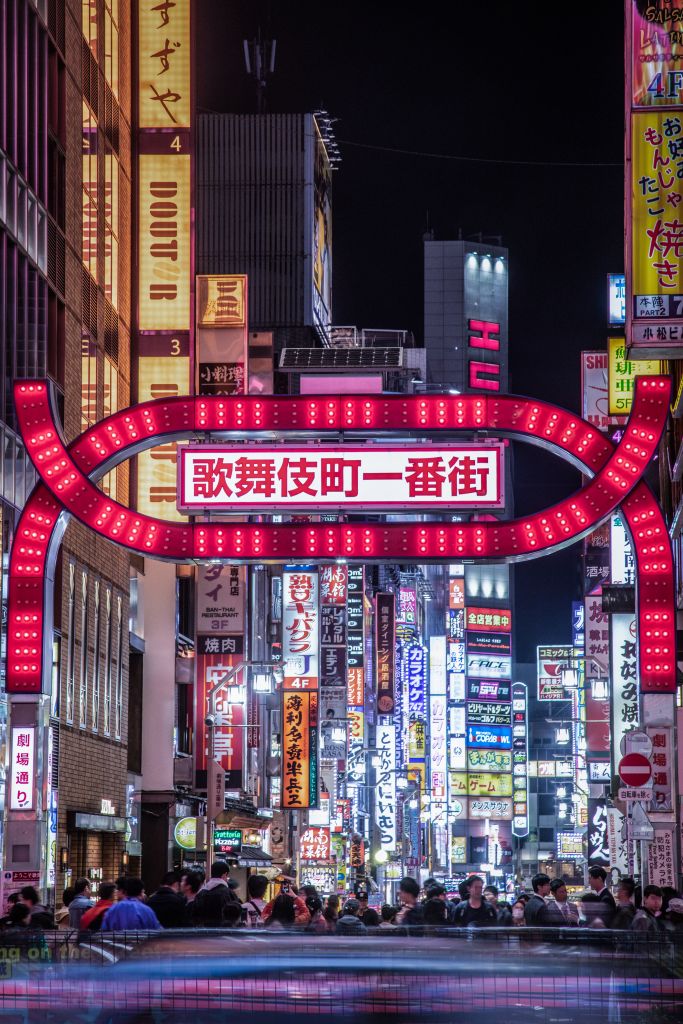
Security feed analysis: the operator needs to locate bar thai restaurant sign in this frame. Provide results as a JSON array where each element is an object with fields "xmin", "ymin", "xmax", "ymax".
[{"xmin": 177, "ymin": 445, "xmax": 505, "ymax": 510}]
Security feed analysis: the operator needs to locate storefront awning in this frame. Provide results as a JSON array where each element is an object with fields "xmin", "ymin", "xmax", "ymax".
[{"xmin": 236, "ymin": 847, "xmax": 272, "ymax": 868}]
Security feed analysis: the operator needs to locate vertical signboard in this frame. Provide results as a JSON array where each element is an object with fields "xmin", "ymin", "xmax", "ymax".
[
  {"xmin": 282, "ymin": 570, "xmax": 319, "ymax": 691},
  {"xmin": 375, "ymin": 724, "xmax": 397, "ymax": 853},
  {"xmin": 581, "ymin": 351, "xmax": 624, "ymax": 432},
  {"xmin": 628, "ymin": 2, "xmax": 683, "ymax": 351},
  {"xmin": 587, "ymin": 798, "xmax": 610, "ymax": 866},
  {"xmin": 429, "ymin": 636, "xmax": 447, "ymax": 803},
  {"xmin": 375, "ymin": 593, "xmax": 396, "ymax": 714},
  {"xmin": 138, "ymin": 0, "xmax": 191, "ymax": 129},
  {"xmin": 346, "ymin": 566, "xmax": 366, "ymax": 823},
  {"xmin": 319, "ymin": 564, "xmax": 348, "ymax": 760},
  {"xmin": 9, "ymin": 727, "xmax": 36, "ymax": 811},
  {"xmin": 137, "ymin": 0, "xmax": 192, "ymax": 517},
  {"xmin": 281, "ymin": 570, "xmax": 319, "ymax": 809},
  {"xmin": 310, "ymin": 122, "xmax": 333, "ymax": 335},
  {"xmin": 610, "ymin": 613, "xmax": 638, "ymax": 776},
  {"xmin": 196, "ymin": 275, "xmax": 248, "ymax": 395},
  {"xmin": 511, "ymin": 682, "xmax": 529, "ymax": 837},
  {"xmin": 607, "ymin": 337, "xmax": 662, "ymax": 415},
  {"xmin": 195, "ymin": 564, "xmax": 246, "ymax": 786},
  {"xmin": 281, "ymin": 690, "xmax": 317, "ymax": 809},
  {"xmin": 585, "ymin": 589, "xmax": 610, "ymax": 680}
]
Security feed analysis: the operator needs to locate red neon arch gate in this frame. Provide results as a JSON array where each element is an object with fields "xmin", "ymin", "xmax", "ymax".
[{"xmin": 6, "ymin": 376, "xmax": 676, "ymax": 696}]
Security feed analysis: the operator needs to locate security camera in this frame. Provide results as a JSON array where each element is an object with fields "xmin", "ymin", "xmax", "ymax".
[{"xmin": 205, "ymin": 714, "xmax": 216, "ymax": 727}]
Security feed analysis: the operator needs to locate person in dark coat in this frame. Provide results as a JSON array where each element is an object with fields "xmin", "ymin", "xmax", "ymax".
[
  {"xmin": 147, "ymin": 871, "xmax": 187, "ymax": 929},
  {"xmin": 587, "ymin": 866, "xmax": 616, "ymax": 926},
  {"xmin": 524, "ymin": 873, "xmax": 551, "ymax": 925},
  {"xmin": 19, "ymin": 886, "xmax": 54, "ymax": 929},
  {"xmin": 191, "ymin": 861, "xmax": 241, "ymax": 928},
  {"xmin": 540, "ymin": 880, "xmax": 579, "ymax": 926},
  {"xmin": 484, "ymin": 884, "xmax": 512, "ymax": 926},
  {"xmin": 612, "ymin": 877, "xmax": 636, "ymax": 929},
  {"xmin": 452, "ymin": 876, "xmax": 497, "ymax": 927}
]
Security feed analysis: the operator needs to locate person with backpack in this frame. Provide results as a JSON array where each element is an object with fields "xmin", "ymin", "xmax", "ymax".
[
  {"xmin": 191, "ymin": 861, "xmax": 241, "ymax": 927},
  {"xmin": 79, "ymin": 882, "xmax": 116, "ymax": 932},
  {"xmin": 242, "ymin": 874, "xmax": 268, "ymax": 928}
]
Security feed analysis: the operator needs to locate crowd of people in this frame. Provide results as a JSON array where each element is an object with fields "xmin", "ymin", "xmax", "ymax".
[{"xmin": 2, "ymin": 862, "xmax": 682, "ymax": 937}]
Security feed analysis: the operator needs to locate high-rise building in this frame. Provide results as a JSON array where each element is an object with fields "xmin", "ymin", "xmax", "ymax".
[{"xmin": 1, "ymin": 0, "xmax": 134, "ymax": 898}]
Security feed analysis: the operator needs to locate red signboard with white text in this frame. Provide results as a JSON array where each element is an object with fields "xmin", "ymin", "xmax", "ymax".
[{"xmin": 178, "ymin": 444, "xmax": 505, "ymax": 511}]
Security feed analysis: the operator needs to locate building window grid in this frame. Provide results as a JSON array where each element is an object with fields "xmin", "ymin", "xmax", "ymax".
[
  {"xmin": 104, "ymin": 586, "xmax": 112, "ymax": 736},
  {"xmin": 115, "ymin": 594, "xmax": 123, "ymax": 739},
  {"xmin": 104, "ymin": 0, "xmax": 119, "ymax": 100},
  {"xmin": 82, "ymin": 0, "xmax": 98, "ymax": 59},
  {"xmin": 92, "ymin": 579, "xmax": 100, "ymax": 731},
  {"xmin": 79, "ymin": 569, "xmax": 89, "ymax": 728},
  {"xmin": 102, "ymin": 354, "xmax": 118, "ymax": 496},
  {"xmin": 104, "ymin": 149, "xmax": 118, "ymax": 309},
  {"xmin": 81, "ymin": 100, "xmax": 98, "ymax": 282},
  {"xmin": 65, "ymin": 562, "xmax": 76, "ymax": 725}
]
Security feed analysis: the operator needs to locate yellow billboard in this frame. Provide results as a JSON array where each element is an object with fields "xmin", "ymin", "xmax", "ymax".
[
  {"xmin": 138, "ymin": 0, "xmax": 191, "ymax": 129},
  {"xmin": 197, "ymin": 275, "xmax": 247, "ymax": 327},
  {"xmin": 138, "ymin": 154, "xmax": 191, "ymax": 331},
  {"xmin": 467, "ymin": 772, "xmax": 513, "ymax": 798},
  {"xmin": 137, "ymin": 343, "xmax": 189, "ymax": 520},
  {"xmin": 607, "ymin": 336, "xmax": 662, "ymax": 414},
  {"xmin": 632, "ymin": 110, "xmax": 683, "ymax": 312}
]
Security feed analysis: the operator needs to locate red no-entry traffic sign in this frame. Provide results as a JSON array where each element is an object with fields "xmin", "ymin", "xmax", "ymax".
[{"xmin": 618, "ymin": 752, "xmax": 652, "ymax": 788}]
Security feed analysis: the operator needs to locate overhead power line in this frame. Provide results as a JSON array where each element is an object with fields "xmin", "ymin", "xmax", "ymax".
[{"xmin": 337, "ymin": 138, "xmax": 623, "ymax": 168}]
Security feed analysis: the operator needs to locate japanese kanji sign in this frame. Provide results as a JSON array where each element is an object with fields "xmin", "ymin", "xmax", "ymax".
[
  {"xmin": 631, "ymin": 110, "xmax": 683, "ymax": 325},
  {"xmin": 375, "ymin": 725, "xmax": 397, "ymax": 852},
  {"xmin": 630, "ymin": 1, "xmax": 683, "ymax": 109},
  {"xmin": 177, "ymin": 444, "xmax": 505, "ymax": 511},
  {"xmin": 611, "ymin": 614, "xmax": 639, "ymax": 769},
  {"xmin": 648, "ymin": 828, "xmax": 676, "ymax": 888},
  {"xmin": 466, "ymin": 701, "xmax": 512, "ymax": 726},
  {"xmin": 512, "ymin": 682, "xmax": 529, "ymax": 837},
  {"xmin": 9, "ymin": 727, "xmax": 35, "ymax": 811},
  {"xmin": 197, "ymin": 564, "xmax": 245, "ymax": 634},
  {"xmin": 537, "ymin": 644, "xmax": 575, "ymax": 701},
  {"xmin": 196, "ymin": 275, "xmax": 248, "ymax": 397},
  {"xmin": 283, "ymin": 570, "xmax": 319, "ymax": 691},
  {"xmin": 282, "ymin": 690, "xmax": 317, "ymax": 809},
  {"xmin": 464, "ymin": 607, "xmax": 511, "ymax": 632},
  {"xmin": 300, "ymin": 826, "xmax": 331, "ymax": 862},
  {"xmin": 466, "ymin": 748, "xmax": 512, "ymax": 773},
  {"xmin": 585, "ymin": 589, "xmax": 610, "ymax": 679},
  {"xmin": 646, "ymin": 725, "xmax": 674, "ymax": 812},
  {"xmin": 320, "ymin": 564, "xmax": 348, "ymax": 605},
  {"xmin": 587, "ymin": 799, "xmax": 610, "ymax": 866},
  {"xmin": 139, "ymin": 0, "xmax": 191, "ymax": 128},
  {"xmin": 375, "ymin": 593, "xmax": 396, "ymax": 714},
  {"xmin": 608, "ymin": 337, "xmax": 663, "ymax": 414}
]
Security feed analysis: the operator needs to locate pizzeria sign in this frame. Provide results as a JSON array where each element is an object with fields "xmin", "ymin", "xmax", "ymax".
[{"xmin": 177, "ymin": 444, "xmax": 505, "ymax": 511}]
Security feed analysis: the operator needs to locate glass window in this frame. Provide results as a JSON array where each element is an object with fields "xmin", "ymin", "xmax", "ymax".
[
  {"xmin": 104, "ymin": 0, "xmax": 119, "ymax": 99},
  {"xmin": 104, "ymin": 150, "xmax": 119, "ymax": 308},
  {"xmin": 82, "ymin": 102, "xmax": 98, "ymax": 281},
  {"xmin": 81, "ymin": 335, "xmax": 97, "ymax": 431},
  {"xmin": 66, "ymin": 563, "xmax": 76, "ymax": 725},
  {"xmin": 92, "ymin": 581, "xmax": 100, "ymax": 731},
  {"xmin": 102, "ymin": 355, "xmax": 118, "ymax": 497},
  {"xmin": 104, "ymin": 586, "xmax": 112, "ymax": 736},
  {"xmin": 79, "ymin": 571, "xmax": 89, "ymax": 728},
  {"xmin": 51, "ymin": 635, "xmax": 61, "ymax": 719},
  {"xmin": 82, "ymin": 0, "xmax": 98, "ymax": 59},
  {"xmin": 115, "ymin": 595, "xmax": 123, "ymax": 739}
]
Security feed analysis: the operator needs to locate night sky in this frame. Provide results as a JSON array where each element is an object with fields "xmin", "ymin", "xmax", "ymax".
[{"xmin": 198, "ymin": 1, "xmax": 626, "ymax": 660}]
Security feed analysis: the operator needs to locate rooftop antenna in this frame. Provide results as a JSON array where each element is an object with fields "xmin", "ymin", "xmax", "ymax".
[{"xmin": 243, "ymin": 30, "xmax": 277, "ymax": 113}]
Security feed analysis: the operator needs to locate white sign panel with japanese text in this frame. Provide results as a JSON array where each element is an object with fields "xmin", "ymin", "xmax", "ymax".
[
  {"xmin": 178, "ymin": 444, "xmax": 505, "ymax": 511},
  {"xmin": 10, "ymin": 727, "xmax": 35, "ymax": 811}
]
